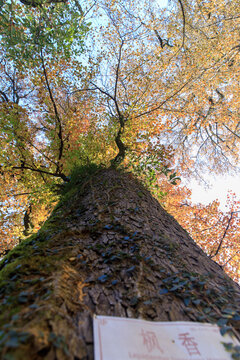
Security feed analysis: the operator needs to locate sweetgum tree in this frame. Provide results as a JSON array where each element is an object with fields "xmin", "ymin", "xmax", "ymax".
[{"xmin": 0, "ymin": 0, "xmax": 240, "ymax": 358}]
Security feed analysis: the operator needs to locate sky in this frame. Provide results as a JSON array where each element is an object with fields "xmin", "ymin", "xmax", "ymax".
[{"xmin": 188, "ymin": 174, "xmax": 240, "ymax": 210}]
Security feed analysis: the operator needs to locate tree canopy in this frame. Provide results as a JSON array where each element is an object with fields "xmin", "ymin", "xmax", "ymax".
[{"xmin": 0, "ymin": 0, "xmax": 240, "ymax": 281}]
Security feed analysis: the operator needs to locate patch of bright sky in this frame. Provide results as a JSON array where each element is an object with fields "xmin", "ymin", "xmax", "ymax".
[
  {"xmin": 188, "ymin": 175, "xmax": 240, "ymax": 211},
  {"xmin": 158, "ymin": 0, "xmax": 169, "ymax": 7}
]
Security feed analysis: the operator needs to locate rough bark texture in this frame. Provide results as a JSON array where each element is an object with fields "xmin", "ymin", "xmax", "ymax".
[{"xmin": 0, "ymin": 168, "xmax": 240, "ymax": 359}]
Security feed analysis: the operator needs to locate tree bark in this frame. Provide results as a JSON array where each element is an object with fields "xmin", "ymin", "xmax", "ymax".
[{"xmin": 0, "ymin": 168, "xmax": 240, "ymax": 359}]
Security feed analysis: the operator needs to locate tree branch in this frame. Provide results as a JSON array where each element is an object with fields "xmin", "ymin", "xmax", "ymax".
[
  {"xmin": 40, "ymin": 49, "xmax": 64, "ymax": 171},
  {"xmin": 111, "ymin": 117, "xmax": 127, "ymax": 166},
  {"xmin": 177, "ymin": 0, "xmax": 186, "ymax": 48},
  {"xmin": 210, "ymin": 211, "xmax": 240, "ymax": 258},
  {"xmin": 20, "ymin": 0, "xmax": 66, "ymax": 7},
  {"xmin": 223, "ymin": 124, "xmax": 240, "ymax": 140},
  {"xmin": 0, "ymin": 90, "xmax": 9, "ymax": 103},
  {"xmin": 10, "ymin": 164, "xmax": 69, "ymax": 182},
  {"xmin": 114, "ymin": 40, "xmax": 124, "ymax": 101},
  {"xmin": 136, "ymin": 76, "xmax": 193, "ymax": 118}
]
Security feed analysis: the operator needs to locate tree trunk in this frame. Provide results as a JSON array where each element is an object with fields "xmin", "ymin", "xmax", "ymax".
[{"xmin": 0, "ymin": 168, "xmax": 240, "ymax": 359}]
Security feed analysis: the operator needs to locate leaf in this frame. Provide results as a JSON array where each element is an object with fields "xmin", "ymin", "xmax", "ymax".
[
  {"xmin": 159, "ymin": 288, "xmax": 169, "ymax": 295},
  {"xmin": 129, "ymin": 296, "xmax": 139, "ymax": 306},
  {"xmin": 18, "ymin": 296, "xmax": 28, "ymax": 304},
  {"xmin": 192, "ymin": 299, "xmax": 201, "ymax": 306},
  {"xmin": 29, "ymin": 304, "xmax": 39, "ymax": 309},
  {"xmin": 222, "ymin": 342, "xmax": 233, "ymax": 351},
  {"xmin": 203, "ymin": 307, "xmax": 212, "ymax": 314},
  {"xmin": 5, "ymin": 336, "xmax": 20, "ymax": 348},
  {"xmin": 183, "ymin": 297, "xmax": 191, "ymax": 306},
  {"xmin": 143, "ymin": 300, "xmax": 153, "ymax": 305},
  {"xmin": 217, "ymin": 318, "xmax": 228, "ymax": 327},
  {"xmin": 232, "ymin": 354, "xmax": 240, "ymax": 359},
  {"xmin": 97, "ymin": 274, "xmax": 108, "ymax": 283},
  {"xmin": 220, "ymin": 326, "xmax": 232, "ymax": 336},
  {"xmin": 126, "ymin": 266, "xmax": 136, "ymax": 273},
  {"xmin": 223, "ymin": 308, "xmax": 236, "ymax": 315},
  {"xmin": 104, "ymin": 225, "xmax": 113, "ymax": 230}
]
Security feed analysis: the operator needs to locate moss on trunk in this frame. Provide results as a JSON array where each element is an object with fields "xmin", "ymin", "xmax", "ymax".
[{"xmin": 0, "ymin": 167, "xmax": 240, "ymax": 359}]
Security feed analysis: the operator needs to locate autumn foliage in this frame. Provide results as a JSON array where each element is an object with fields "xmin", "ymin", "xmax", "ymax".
[
  {"xmin": 162, "ymin": 185, "xmax": 240, "ymax": 283},
  {"xmin": 0, "ymin": 0, "xmax": 240, "ymax": 281}
]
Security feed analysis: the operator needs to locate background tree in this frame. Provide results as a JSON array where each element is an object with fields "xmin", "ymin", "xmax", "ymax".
[
  {"xmin": 162, "ymin": 183, "xmax": 240, "ymax": 282},
  {"xmin": 0, "ymin": 0, "xmax": 93, "ymax": 251}
]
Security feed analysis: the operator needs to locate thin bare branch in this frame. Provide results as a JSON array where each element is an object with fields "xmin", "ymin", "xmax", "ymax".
[
  {"xmin": 0, "ymin": 90, "xmax": 9, "ymax": 102},
  {"xmin": 136, "ymin": 76, "xmax": 193, "ymax": 118},
  {"xmin": 176, "ymin": 0, "xmax": 186, "ymax": 48},
  {"xmin": 210, "ymin": 211, "xmax": 240, "ymax": 258},
  {"xmin": 11, "ymin": 164, "xmax": 68, "ymax": 181},
  {"xmin": 114, "ymin": 40, "xmax": 124, "ymax": 101},
  {"xmin": 223, "ymin": 124, "xmax": 240, "ymax": 140}
]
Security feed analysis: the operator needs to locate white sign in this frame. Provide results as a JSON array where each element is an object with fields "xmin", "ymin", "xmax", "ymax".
[{"xmin": 93, "ymin": 315, "xmax": 239, "ymax": 360}]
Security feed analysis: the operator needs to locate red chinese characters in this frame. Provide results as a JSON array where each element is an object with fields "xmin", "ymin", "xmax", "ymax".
[
  {"xmin": 178, "ymin": 332, "xmax": 201, "ymax": 356},
  {"xmin": 140, "ymin": 329, "xmax": 164, "ymax": 353}
]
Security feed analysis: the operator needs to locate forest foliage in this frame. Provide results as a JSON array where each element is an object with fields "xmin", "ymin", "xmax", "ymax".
[{"xmin": 0, "ymin": 0, "xmax": 240, "ymax": 281}]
